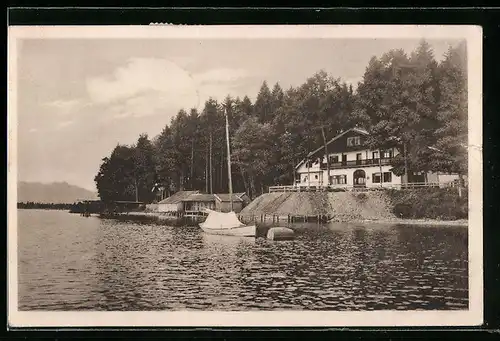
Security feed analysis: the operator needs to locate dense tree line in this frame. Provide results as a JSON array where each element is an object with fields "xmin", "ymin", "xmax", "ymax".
[
  {"xmin": 18, "ymin": 202, "xmax": 74, "ymax": 210},
  {"xmin": 94, "ymin": 40, "xmax": 468, "ymax": 203}
]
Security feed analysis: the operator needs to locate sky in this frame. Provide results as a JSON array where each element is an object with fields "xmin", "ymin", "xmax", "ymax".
[{"xmin": 16, "ymin": 37, "xmax": 462, "ymax": 191}]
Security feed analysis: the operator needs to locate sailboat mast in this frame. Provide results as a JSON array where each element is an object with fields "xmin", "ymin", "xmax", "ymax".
[{"xmin": 224, "ymin": 105, "xmax": 234, "ymax": 211}]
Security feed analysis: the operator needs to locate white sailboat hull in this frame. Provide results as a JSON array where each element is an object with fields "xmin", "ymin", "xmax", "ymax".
[{"xmin": 199, "ymin": 223, "xmax": 257, "ymax": 237}]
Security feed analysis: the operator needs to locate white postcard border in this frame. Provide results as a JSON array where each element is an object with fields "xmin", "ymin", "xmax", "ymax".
[{"xmin": 7, "ymin": 24, "xmax": 483, "ymax": 328}]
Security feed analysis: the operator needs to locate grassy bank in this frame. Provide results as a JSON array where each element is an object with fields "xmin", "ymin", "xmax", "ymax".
[
  {"xmin": 241, "ymin": 188, "xmax": 467, "ymax": 224},
  {"xmin": 385, "ymin": 187, "xmax": 468, "ymax": 221}
]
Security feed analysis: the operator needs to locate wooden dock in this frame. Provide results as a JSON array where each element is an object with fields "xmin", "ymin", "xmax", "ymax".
[{"xmin": 237, "ymin": 213, "xmax": 329, "ymax": 225}]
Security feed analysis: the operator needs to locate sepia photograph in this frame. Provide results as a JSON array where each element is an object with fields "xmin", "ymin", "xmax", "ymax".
[{"xmin": 7, "ymin": 25, "xmax": 483, "ymax": 327}]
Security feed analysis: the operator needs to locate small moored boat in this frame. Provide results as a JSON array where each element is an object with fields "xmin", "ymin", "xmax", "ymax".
[{"xmin": 199, "ymin": 209, "xmax": 256, "ymax": 237}]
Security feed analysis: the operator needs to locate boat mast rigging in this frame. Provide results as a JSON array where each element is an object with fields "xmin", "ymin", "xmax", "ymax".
[{"xmin": 224, "ymin": 104, "xmax": 234, "ymax": 212}]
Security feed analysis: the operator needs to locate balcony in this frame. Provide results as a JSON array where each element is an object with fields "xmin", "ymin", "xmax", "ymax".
[{"xmin": 318, "ymin": 158, "xmax": 393, "ymax": 170}]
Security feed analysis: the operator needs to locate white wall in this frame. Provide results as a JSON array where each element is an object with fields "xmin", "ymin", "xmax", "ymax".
[
  {"xmin": 295, "ymin": 146, "xmax": 462, "ymax": 189},
  {"xmin": 158, "ymin": 202, "xmax": 182, "ymax": 213},
  {"xmin": 298, "ymin": 165, "xmax": 402, "ymax": 188},
  {"xmin": 299, "ymin": 171, "xmax": 323, "ymax": 186},
  {"xmin": 296, "ymin": 147, "xmax": 401, "ymax": 188},
  {"xmin": 361, "ymin": 165, "xmax": 402, "ymax": 188}
]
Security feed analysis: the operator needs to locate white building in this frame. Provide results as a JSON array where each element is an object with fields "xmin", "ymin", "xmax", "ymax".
[{"xmin": 294, "ymin": 128, "xmax": 460, "ymax": 189}]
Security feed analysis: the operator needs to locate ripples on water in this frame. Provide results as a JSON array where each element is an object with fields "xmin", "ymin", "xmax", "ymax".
[{"xmin": 18, "ymin": 210, "xmax": 468, "ymax": 311}]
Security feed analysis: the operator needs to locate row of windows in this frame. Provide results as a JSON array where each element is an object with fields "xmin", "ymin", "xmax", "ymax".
[
  {"xmin": 303, "ymin": 172, "xmax": 393, "ymax": 184},
  {"xmin": 372, "ymin": 172, "xmax": 393, "ymax": 183},
  {"xmin": 324, "ymin": 150, "xmax": 394, "ymax": 164},
  {"xmin": 346, "ymin": 136, "xmax": 361, "ymax": 147},
  {"xmin": 330, "ymin": 175, "xmax": 347, "ymax": 185},
  {"xmin": 307, "ymin": 150, "xmax": 394, "ymax": 167}
]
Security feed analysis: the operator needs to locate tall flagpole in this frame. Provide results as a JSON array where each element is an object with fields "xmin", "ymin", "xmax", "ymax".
[{"xmin": 224, "ymin": 105, "xmax": 234, "ymax": 212}]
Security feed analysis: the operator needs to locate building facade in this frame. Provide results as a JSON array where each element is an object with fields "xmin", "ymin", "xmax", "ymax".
[
  {"xmin": 181, "ymin": 194, "xmax": 216, "ymax": 213},
  {"xmin": 158, "ymin": 190, "xmax": 199, "ymax": 213},
  {"xmin": 294, "ymin": 128, "xmax": 459, "ymax": 189}
]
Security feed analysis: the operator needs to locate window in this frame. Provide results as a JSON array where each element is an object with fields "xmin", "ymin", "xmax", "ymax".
[
  {"xmin": 373, "ymin": 172, "xmax": 393, "ymax": 183},
  {"xmin": 303, "ymin": 175, "xmax": 308, "ymax": 183},
  {"xmin": 314, "ymin": 175, "xmax": 318, "ymax": 180},
  {"xmin": 372, "ymin": 151, "xmax": 379, "ymax": 159},
  {"xmin": 330, "ymin": 174, "xmax": 347, "ymax": 185},
  {"xmin": 347, "ymin": 136, "xmax": 361, "ymax": 147},
  {"xmin": 330, "ymin": 175, "xmax": 346, "ymax": 185},
  {"xmin": 330, "ymin": 155, "xmax": 339, "ymax": 164},
  {"xmin": 383, "ymin": 172, "xmax": 392, "ymax": 182},
  {"xmin": 356, "ymin": 153, "xmax": 362, "ymax": 165},
  {"xmin": 381, "ymin": 149, "xmax": 393, "ymax": 158}
]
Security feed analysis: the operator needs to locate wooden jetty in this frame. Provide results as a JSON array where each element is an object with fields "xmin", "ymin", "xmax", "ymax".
[{"xmin": 237, "ymin": 213, "xmax": 330, "ymax": 225}]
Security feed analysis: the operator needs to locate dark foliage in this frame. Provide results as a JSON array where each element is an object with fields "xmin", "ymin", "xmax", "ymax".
[{"xmin": 387, "ymin": 188, "xmax": 468, "ymax": 220}]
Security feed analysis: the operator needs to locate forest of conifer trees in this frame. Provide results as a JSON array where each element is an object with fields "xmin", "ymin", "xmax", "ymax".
[{"xmin": 94, "ymin": 39, "xmax": 468, "ymax": 203}]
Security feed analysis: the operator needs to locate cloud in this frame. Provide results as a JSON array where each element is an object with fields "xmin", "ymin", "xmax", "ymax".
[
  {"xmin": 85, "ymin": 58, "xmax": 252, "ymax": 121},
  {"xmin": 44, "ymin": 99, "xmax": 83, "ymax": 113},
  {"xmin": 86, "ymin": 58, "xmax": 198, "ymax": 104}
]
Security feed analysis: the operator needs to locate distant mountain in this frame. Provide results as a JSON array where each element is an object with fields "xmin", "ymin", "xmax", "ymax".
[{"xmin": 17, "ymin": 181, "xmax": 99, "ymax": 204}]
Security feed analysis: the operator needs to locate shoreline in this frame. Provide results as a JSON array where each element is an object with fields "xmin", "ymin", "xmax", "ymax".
[
  {"xmin": 346, "ymin": 218, "xmax": 468, "ymax": 227},
  {"xmin": 117, "ymin": 211, "xmax": 468, "ymax": 227},
  {"xmin": 18, "ymin": 209, "xmax": 468, "ymax": 227}
]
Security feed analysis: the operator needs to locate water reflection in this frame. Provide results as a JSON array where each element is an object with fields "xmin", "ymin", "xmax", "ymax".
[{"xmin": 18, "ymin": 210, "xmax": 468, "ymax": 311}]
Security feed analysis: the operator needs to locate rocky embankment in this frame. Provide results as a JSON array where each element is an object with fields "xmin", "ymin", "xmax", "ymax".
[{"xmin": 240, "ymin": 191, "xmax": 396, "ymax": 222}]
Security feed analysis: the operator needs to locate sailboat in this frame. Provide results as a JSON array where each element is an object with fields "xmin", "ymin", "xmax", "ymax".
[
  {"xmin": 199, "ymin": 105, "xmax": 257, "ymax": 237},
  {"xmin": 199, "ymin": 208, "xmax": 256, "ymax": 236}
]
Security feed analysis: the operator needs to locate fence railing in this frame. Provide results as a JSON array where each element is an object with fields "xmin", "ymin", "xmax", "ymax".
[{"xmin": 268, "ymin": 181, "xmax": 459, "ymax": 193}]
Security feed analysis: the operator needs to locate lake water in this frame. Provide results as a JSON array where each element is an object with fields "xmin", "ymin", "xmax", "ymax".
[{"xmin": 17, "ymin": 209, "xmax": 468, "ymax": 311}]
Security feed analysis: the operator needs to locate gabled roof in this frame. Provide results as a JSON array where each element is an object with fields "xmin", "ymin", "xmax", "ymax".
[
  {"xmin": 181, "ymin": 193, "xmax": 216, "ymax": 202},
  {"xmin": 214, "ymin": 194, "xmax": 244, "ymax": 202},
  {"xmin": 295, "ymin": 127, "xmax": 370, "ymax": 170},
  {"xmin": 307, "ymin": 127, "xmax": 369, "ymax": 158},
  {"xmin": 158, "ymin": 190, "xmax": 199, "ymax": 204}
]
